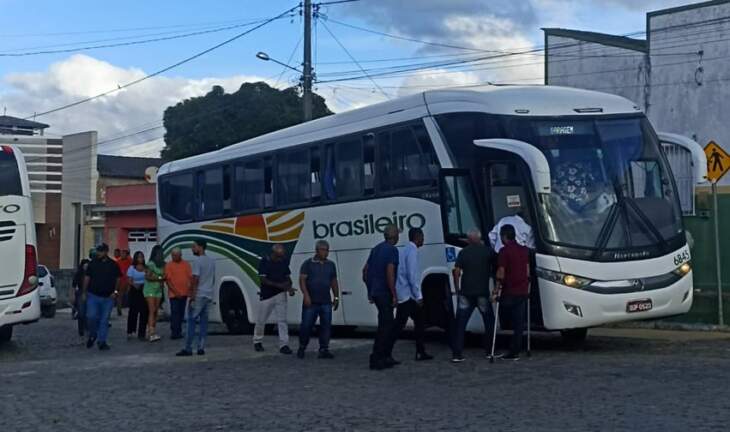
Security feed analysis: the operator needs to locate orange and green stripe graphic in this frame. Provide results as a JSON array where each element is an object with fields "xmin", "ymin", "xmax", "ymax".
[{"xmin": 162, "ymin": 211, "xmax": 305, "ymax": 285}]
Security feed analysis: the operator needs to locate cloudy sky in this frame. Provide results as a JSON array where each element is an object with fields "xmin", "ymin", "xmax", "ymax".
[{"xmin": 0, "ymin": 0, "xmax": 701, "ymax": 157}]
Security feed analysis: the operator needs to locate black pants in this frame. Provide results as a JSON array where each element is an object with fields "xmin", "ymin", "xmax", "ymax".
[
  {"xmin": 169, "ymin": 297, "xmax": 187, "ymax": 338},
  {"xmin": 371, "ymin": 295, "xmax": 394, "ymax": 363},
  {"xmin": 386, "ymin": 299, "xmax": 427, "ymax": 355},
  {"xmin": 501, "ymin": 295, "xmax": 527, "ymax": 355},
  {"xmin": 451, "ymin": 295, "xmax": 495, "ymax": 357},
  {"xmin": 127, "ymin": 285, "xmax": 149, "ymax": 338},
  {"xmin": 74, "ymin": 289, "xmax": 85, "ymax": 336}
]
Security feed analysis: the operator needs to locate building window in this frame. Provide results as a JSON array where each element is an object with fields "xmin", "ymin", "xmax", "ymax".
[{"xmin": 93, "ymin": 227, "xmax": 104, "ymax": 247}]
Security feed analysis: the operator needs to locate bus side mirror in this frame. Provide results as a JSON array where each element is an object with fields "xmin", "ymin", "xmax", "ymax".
[
  {"xmin": 473, "ymin": 139, "xmax": 551, "ymax": 194},
  {"xmin": 657, "ymin": 132, "xmax": 707, "ymax": 185}
]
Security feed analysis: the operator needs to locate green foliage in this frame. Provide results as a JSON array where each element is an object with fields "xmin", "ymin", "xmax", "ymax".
[{"xmin": 161, "ymin": 82, "xmax": 332, "ymax": 161}]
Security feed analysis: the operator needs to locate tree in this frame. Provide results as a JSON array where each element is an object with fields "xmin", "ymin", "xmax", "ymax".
[{"xmin": 160, "ymin": 82, "xmax": 332, "ymax": 161}]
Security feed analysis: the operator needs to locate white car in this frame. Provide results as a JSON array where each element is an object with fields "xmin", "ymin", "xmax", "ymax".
[{"xmin": 37, "ymin": 265, "xmax": 57, "ymax": 318}]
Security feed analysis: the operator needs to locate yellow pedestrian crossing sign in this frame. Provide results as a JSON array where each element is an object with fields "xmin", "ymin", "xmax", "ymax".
[{"xmin": 705, "ymin": 141, "xmax": 730, "ymax": 183}]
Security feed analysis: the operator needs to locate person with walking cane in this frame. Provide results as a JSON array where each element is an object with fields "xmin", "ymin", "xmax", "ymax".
[{"xmin": 493, "ymin": 224, "xmax": 530, "ymax": 361}]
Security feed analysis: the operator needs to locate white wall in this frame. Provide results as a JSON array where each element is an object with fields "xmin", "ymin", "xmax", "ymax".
[
  {"xmin": 647, "ymin": 2, "xmax": 730, "ymax": 184},
  {"xmin": 546, "ymin": 34, "xmax": 648, "ymax": 110},
  {"xmin": 60, "ymin": 131, "xmax": 97, "ymax": 269}
]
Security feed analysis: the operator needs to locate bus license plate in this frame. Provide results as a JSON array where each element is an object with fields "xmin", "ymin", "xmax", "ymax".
[{"xmin": 626, "ymin": 299, "xmax": 653, "ymax": 313}]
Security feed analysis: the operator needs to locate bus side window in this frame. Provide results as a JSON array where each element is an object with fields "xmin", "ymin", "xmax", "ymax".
[
  {"xmin": 277, "ymin": 147, "xmax": 310, "ymax": 206},
  {"xmin": 223, "ymin": 165, "xmax": 232, "ymax": 216},
  {"xmin": 363, "ymin": 133, "xmax": 376, "ymax": 196},
  {"xmin": 199, "ymin": 167, "xmax": 224, "ymax": 219},
  {"xmin": 336, "ymin": 138, "xmax": 363, "ymax": 199},
  {"xmin": 311, "ymin": 146, "xmax": 322, "ymax": 203},
  {"xmin": 234, "ymin": 159, "xmax": 265, "ymax": 211},
  {"xmin": 264, "ymin": 157, "xmax": 274, "ymax": 209},
  {"xmin": 160, "ymin": 173, "xmax": 194, "ymax": 222},
  {"xmin": 324, "ymin": 144, "xmax": 336, "ymax": 200}
]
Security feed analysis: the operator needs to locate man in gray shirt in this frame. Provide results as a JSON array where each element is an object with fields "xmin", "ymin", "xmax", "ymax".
[{"xmin": 177, "ymin": 239, "xmax": 216, "ymax": 356}]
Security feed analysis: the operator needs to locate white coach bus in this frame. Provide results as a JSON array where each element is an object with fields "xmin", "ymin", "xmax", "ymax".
[
  {"xmin": 157, "ymin": 86, "xmax": 704, "ymax": 341},
  {"xmin": 0, "ymin": 144, "xmax": 40, "ymax": 343}
]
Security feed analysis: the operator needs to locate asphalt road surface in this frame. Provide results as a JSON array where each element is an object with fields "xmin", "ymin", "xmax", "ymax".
[{"xmin": 2, "ymin": 310, "xmax": 730, "ymax": 432}]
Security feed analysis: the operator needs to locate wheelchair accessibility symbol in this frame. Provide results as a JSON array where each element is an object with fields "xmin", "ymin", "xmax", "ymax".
[{"xmin": 445, "ymin": 247, "xmax": 457, "ymax": 263}]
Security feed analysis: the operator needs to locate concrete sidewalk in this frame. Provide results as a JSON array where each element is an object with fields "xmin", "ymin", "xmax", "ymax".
[{"xmin": 592, "ymin": 326, "xmax": 730, "ymax": 341}]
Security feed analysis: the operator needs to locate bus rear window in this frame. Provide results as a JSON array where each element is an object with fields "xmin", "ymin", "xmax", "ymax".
[{"xmin": 0, "ymin": 151, "xmax": 22, "ymax": 196}]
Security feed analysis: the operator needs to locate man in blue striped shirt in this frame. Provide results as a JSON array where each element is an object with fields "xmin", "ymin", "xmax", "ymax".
[{"xmin": 385, "ymin": 227, "xmax": 434, "ymax": 361}]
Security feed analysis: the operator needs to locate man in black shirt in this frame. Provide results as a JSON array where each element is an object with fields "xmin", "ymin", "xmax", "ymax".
[
  {"xmin": 83, "ymin": 243, "xmax": 121, "ymax": 350},
  {"xmin": 451, "ymin": 229, "xmax": 496, "ymax": 363},
  {"xmin": 297, "ymin": 240, "xmax": 340, "ymax": 359},
  {"xmin": 253, "ymin": 244, "xmax": 295, "ymax": 354}
]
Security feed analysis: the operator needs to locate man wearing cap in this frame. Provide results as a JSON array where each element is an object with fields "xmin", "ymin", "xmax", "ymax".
[{"xmin": 83, "ymin": 243, "xmax": 121, "ymax": 351}]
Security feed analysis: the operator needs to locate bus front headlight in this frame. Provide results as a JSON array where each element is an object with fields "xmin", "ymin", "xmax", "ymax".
[
  {"xmin": 673, "ymin": 262, "xmax": 691, "ymax": 276},
  {"xmin": 536, "ymin": 268, "xmax": 592, "ymax": 288}
]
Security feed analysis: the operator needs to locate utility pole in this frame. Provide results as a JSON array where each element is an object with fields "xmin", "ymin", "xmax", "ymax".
[{"xmin": 302, "ymin": 0, "xmax": 313, "ymax": 121}]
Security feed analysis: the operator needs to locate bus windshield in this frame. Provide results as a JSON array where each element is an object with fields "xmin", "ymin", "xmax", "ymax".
[
  {"xmin": 504, "ymin": 116, "xmax": 683, "ymax": 250},
  {"xmin": 0, "ymin": 149, "xmax": 22, "ymax": 196}
]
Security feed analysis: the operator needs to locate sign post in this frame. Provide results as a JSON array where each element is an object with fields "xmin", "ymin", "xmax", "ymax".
[{"xmin": 704, "ymin": 141, "xmax": 729, "ymax": 326}]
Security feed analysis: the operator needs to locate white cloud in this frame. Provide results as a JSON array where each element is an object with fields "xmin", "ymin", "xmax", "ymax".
[{"xmin": 1, "ymin": 54, "xmax": 275, "ymax": 157}]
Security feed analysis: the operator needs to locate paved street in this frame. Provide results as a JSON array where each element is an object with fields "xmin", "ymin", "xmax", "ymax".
[{"xmin": 2, "ymin": 311, "xmax": 730, "ymax": 432}]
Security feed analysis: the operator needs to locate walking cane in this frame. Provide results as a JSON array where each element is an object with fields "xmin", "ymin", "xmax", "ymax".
[
  {"xmin": 489, "ymin": 298, "xmax": 500, "ymax": 364},
  {"xmin": 526, "ymin": 293, "xmax": 532, "ymax": 358}
]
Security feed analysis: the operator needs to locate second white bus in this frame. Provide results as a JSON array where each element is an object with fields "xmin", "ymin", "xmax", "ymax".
[
  {"xmin": 157, "ymin": 86, "xmax": 704, "ymax": 342},
  {"xmin": 0, "ymin": 144, "xmax": 40, "ymax": 343}
]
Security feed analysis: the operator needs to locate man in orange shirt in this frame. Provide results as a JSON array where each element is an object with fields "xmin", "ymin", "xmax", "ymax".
[
  {"xmin": 165, "ymin": 247, "xmax": 192, "ymax": 340},
  {"xmin": 115, "ymin": 249, "xmax": 132, "ymax": 317}
]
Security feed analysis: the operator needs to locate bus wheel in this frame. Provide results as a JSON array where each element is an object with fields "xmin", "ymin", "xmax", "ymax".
[
  {"xmin": 0, "ymin": 325, "xmax": 12, "ymax": 343},
  {"xmin": 220, "ymin": 283, "xmax": 252, "ymax": 335},
  {"xmin": 560, "ymin": 328, "xmax": 588, "ymax": 345}
]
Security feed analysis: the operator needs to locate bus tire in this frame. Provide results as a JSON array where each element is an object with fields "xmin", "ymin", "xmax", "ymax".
[
  {"xmin": 560, "ymin": 328, "xmax": 588, "ymax": 345},
  {"xmin": 0, "ymin": 325, "xmax": 12, "ymax": 343},
  {"xmin": 220, "ymin": 283, "xmax": 252, "ymax": 335}
]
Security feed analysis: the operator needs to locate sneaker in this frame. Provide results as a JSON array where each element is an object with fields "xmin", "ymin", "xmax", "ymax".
[
  {"xmin": 254, "ymin": 343, "xmax": 264, "ymax": 352},
  {"xmin": 318, "ymin": 350, "xmax": 334, "ymax": 359},
  {"xmin": 384, "ymin": 357, "xmax": 400, "ymax": 368},
  {"xmin": 98, "ymin": 342, "xmax": 110, "ymax": 351},
  {"xmin": 127, "ymin": 333, "xmax": 135, "ymax": 340},
  {"xmin": 487, "ymin": 352, "xmax": 505, "ymax": 360},
  {"xmin": 416, "ymin": 352, "xmax": 434, "ymax": 361},
  {"xmin": 149, "ymin": 334, "xmax": 161, "ymax": 342},
  {"xmin": 369, "ymin": 360, "xmax": 386, "ymax": 370},
  {"xmin": 280, "ymin": 345, "xmax": 293, "ymax": 355},
  {"xmin": 86, "ymin": 336, "xmax": 96, "ymax": 349},
  {"xmin": 451, "ymin": 356, "xmax": 466, "ymax": 363},
  {"xmin": 197, "ymin": 349, "xmax": 205, "ymax": 356},
  {"xmin": 501, "ymin": 353, "xmax": 520, "ymax": 361},
  {"xmin": 176, "ymin": 349, "xmax": 192, "ymax": 357},
  {"xmin": 297, "ymin": 347, "xmax": 306, "ymax": 359}
]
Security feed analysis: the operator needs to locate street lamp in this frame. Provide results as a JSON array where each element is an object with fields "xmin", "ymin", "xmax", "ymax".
[{"xmin": 255, "ymin": 51, "xmax": 302, "ymax": 73}]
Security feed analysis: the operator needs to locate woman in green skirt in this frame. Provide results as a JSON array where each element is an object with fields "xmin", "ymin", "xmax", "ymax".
[{"xmin": 144, "ymin": 245, "xmax": 166, "ymax": 342}]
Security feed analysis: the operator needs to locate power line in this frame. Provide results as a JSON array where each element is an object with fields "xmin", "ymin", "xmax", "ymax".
[
  {"xmin": 0, "ymin": 17, "xmax": 291, "ymax": 57},
  {"xmin": 319, "ymin": 19, "xmax": 390, "ymax": 99},
  {"xmin": 24, "ymin": 5, "xmax": 300, "ymax": 120}
]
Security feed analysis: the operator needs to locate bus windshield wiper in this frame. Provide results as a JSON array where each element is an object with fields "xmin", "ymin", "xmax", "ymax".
[{"xmin": 591, "ymin": 203, "xmax": 619, "ymax": 259}]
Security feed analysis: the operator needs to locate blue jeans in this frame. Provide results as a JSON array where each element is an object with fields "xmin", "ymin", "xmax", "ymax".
[
  {"xmin": 185, "ymin": 297, "xmax": 210, "ymax": 352},
  {"xmin": 451, "ymin": 295, "xmax": 495, "ymax": 357},
  {"xmin": 86, "ymin": 293, "xmax": 114, "ymax": 344},
  {"xmin": 169, "ymin": 297, "xmax": 188, "ymax": 338},
  {"xmin": 299, "ymin": 303, "xmax": 332, "ymax": 351}
]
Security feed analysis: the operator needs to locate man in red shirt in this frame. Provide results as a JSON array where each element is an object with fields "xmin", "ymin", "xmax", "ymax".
[
  {"xmin": 115, "ymin": 249, "xmax": 132, "ymax": 317},
  {"xmin": 495, "ymin": 224, "xmax": 530, "ymax": 361}
]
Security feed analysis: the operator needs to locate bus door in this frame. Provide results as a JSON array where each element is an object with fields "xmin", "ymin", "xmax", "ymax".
[{"xmin": 483, "ymin": 160, "xmax": 544, "ymax": 328}]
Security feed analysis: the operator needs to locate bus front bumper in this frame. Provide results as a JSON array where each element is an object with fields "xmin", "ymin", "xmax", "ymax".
[
  {"xmin": 0, "ymin": 290, "xmax": 41, "ymax": 328},
  {"xmin": 539, "ymin": 271, "xmax": 693, "ymax": 330}
]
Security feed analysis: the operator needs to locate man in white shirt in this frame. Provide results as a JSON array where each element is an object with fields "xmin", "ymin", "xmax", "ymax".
[
  {"xmin": 384, "ymin": 227, "xmax": 434, "ymax": 362},
  {"xmin": 489, "ymin": 211, "xmax": 535, "ymax": 252}
]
